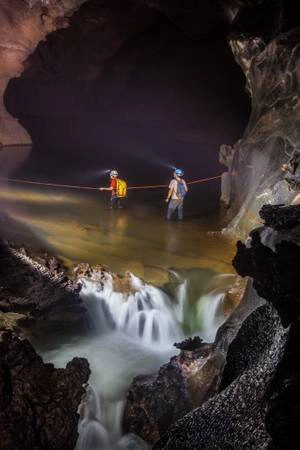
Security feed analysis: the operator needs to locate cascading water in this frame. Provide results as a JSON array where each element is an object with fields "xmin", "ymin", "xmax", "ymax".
[
  {"xmin": 196, "ymin": 290, "xmax": 226, "ymax": 342},
  {"xmin": 39, "ymin": 270, "xmax": 236, "ymax": 449},
  {"xmin": 80, "ymin": 273, "xmax": 183, "ymax": 347}
]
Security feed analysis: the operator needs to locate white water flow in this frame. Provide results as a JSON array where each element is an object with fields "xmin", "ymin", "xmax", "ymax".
[
  {"xmin": 196, "ymin": 290, "xmax": 226, "ymax": 342},
  {"xmin": 40, "ymin": 271, "xmax": 234, "ymax": 450}
]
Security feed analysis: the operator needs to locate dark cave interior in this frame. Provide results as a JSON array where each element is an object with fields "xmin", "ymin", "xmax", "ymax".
[{"xmin": 4, "ymin": 0, "xmax": 250, "ymax": 190}]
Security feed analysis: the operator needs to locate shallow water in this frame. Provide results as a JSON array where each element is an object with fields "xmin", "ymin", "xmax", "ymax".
[
  {"xmin": 0, "ymin": 184, "xmax": 235, "ymax": 284},
  {"xmin": 0, "ymin": 146, "xmax": 238, "ymax": 449},
  {"xmin": 0, "ymin": 146, "xmax": 235, "ymax": 284}
]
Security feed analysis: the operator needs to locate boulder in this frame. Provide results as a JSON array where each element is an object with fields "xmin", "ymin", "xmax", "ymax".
[
  {"xmin": 123, "ymin": 339, "xmax": 224, "ymax": 444},
  {"xmin": 0, "ymin": 331, "xmax": 90, "ymax": 450}
]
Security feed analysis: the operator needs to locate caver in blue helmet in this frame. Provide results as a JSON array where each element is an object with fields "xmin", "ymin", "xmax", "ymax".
[{"xmin": 174, "ymin": 168, "xmax": 184, "ymax": 177}]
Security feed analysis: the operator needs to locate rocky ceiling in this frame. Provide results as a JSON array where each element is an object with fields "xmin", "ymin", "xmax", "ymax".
[{"xmin": 0, "ymin": 0, "xmax": 251, "ymax": 192}]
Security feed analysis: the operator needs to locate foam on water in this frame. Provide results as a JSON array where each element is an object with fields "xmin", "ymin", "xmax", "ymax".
[{"xmin": 41, "ymin": 271, "xmax": 233, "ymax": 450}]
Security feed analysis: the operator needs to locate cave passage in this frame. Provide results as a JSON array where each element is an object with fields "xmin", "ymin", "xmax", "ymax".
[
  {"xmin": 4, "ymin": 0, "xmax": 250, "ymax": 212},
  {"xmin": 0, "ymin": 2, "xmax": 252, "ymax": 450}
]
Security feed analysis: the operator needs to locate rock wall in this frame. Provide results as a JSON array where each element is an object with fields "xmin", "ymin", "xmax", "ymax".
[
  {"xmin": 220, "ymin": 0, "xmax": 300, "ymax": 234},
  {"xmin": 0, "ymin": 331, "xmax": 90, "ymax": 450},
  {"xmin": 0, "ymin": 241, "xmax": 91, "ymax": 449},
  {"xmin": 156, "ymin": 304, "xmax": 287, "ymax": 450},
  {"xmin": 0, "ymin": 0, "xmax": 86, "ymax": 147},
  {"xmin": 155, "ymin": 204, "xmax": 300, "ymax": 449}
]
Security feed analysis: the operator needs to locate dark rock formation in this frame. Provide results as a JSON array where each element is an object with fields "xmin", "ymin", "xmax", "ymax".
[
  {"xmin": 265, "ymin": 319, "xmax": 300, "ymax": 450},
  {"xmin": 0, "ymin": 241, "xmax": 84, "ymax": 330},
  {"xmin": 174, "ymin": 336, "xmax": 204, "ymax": 351},
  {"xmin": 123, "ymin": 278, "xmax": 262, "ymax": 444},
  {"xmin": 123, "ymin": 341, "xmax": 224, "ymax": 444},
  {"xmin": 0, "ymin": 331, "xmax": 90, "ymax": 450},
  {"xmin": 156, "ymin": 304, "xmax": 287, "ymax": 450},
  {"xmin": 233, "ymin": 207, "xmax": 300, "ymax": 326},
  {"xmin": 155, "ymin": 204, "xmax": 299, "ymax": 449},
  {"xmin": 259, "ymin": 203, "xmax": 300, "ymax": 230},
  {"xmin": 0, "ymin": 0, "xmax": 86, "ymax": 146}
]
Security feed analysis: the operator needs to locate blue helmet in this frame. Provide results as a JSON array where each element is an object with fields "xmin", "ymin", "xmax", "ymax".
[{"xmin": 174, "ymin": 168, "xmax": 184, "ymax": 177}]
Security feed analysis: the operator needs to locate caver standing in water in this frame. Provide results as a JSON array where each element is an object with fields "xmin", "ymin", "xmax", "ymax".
[
  {"xmin": 165, "ymin": 168, "xmax": 188, "ymax": 220},
  {"xmin": 99, "ymin": 170, "xmax": 127, "ymax": 209}
]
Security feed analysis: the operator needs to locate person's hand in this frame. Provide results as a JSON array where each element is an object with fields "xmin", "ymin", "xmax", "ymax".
[{"xmin": 165, "ymin": 198, "xmax": 169, "ymax": 203}]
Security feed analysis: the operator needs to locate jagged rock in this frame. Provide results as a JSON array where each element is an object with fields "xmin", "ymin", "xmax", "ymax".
[
  {"xmin": 156, "ymin": 304, "xmax": 287, "ymax": 450},
  {"xmin": 123, "ymin": 341, "xmax": 224, "ymax": 444},
  {"xmin": 153, "ymin": 205, "xmax": 299, "ymax": 449},
  {"xmin": 231, "ymin": 204, "xmax": 300, "ymax": 450},
  {"xmin": 73, "ymin": 262, "xmax": 107, "ymax": 284},
  {"xmin": 0, "ymin": 241, "xmax": 84, "ymax": 327},
  {"xmin": 174, "ymin": 336, "xmax": 204, "ymax": 351},
  {"xmin": 0, "ymin": 331, "xmax": 90, "ymax": 450},
  {"xmin": 233, "ymin": 226, "xmax": 300, "ymax": 327},
  {"xmin": 74, "ymin": 263, "xmax": 140, "ymax": 294},
  {"xmin": 259, "ymin": 204, "xmax": 300, "ymax": 230}
]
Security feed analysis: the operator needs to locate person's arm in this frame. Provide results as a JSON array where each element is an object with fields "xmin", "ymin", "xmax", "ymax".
[
  {"xmin": 165, "ymin": 187, "xmax": 173, "ymax": 202},
  {"xmin": 100, "ymin": 179, "xmax": 115, "ymax": 191},
  {"xmin": 184, "ymin": 180, "xmax": 188, "ymax": 192},
  {"xmin": 99, "ymin": 186, "xmax": 113, "ymax": 191},
  {"xmin": 166, "ymin": 181, "xmax": 174, "ymax": 202}
]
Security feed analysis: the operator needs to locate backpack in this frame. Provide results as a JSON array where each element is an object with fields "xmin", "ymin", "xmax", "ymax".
[
  {"xmin": 177, "ymin": 180, "xmax": 187, "ymax": 198},
  {"xmin": 116, "ymin": 179, "xmax": 127, "ymax": 198}
]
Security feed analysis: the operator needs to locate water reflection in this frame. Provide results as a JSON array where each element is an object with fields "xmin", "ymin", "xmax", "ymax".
[
  {"xmin": 0, "ymin": 145, "xmax": 235, "ymax": 283},
  {"xmin": 0, "ymin": 184, "xmax": 235, "ymax": 281}
]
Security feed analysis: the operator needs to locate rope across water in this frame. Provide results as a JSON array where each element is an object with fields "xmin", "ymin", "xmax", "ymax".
[{"xmin": 0, "ymin": 175, "xmax": 222, "ymax": 191}]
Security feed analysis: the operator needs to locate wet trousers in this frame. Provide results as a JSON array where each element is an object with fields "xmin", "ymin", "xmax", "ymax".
[
  {"xmin": 111, "ymin": 195, "xmax": 122, "ymax": 209},
  {"xmin": 167, "ymin": 199, "xmax": 184, "ymax": 220}
]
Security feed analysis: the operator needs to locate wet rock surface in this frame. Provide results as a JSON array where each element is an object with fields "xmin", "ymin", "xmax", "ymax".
[
  {"xmin": 123, "ymin": 341, "xmax": 224, "ymax": 444},
  {"xmin": 0, "ymin": 241, "xmax": 84, "ymax": 331},
  {"xmin": 219, "ymin": 1, "xmax": 300, "ymax": 232},
  {"xmin": 233, "ymin": 204, "xmax": 300, "ymax": 450},
  {"xmin": 0, "ymin": 331, "xmax": 90, "ymax": 450},
  {"xmin": 156, "ymin": 304, "xmax": 287, "ymax": 450},
  {"xmin": 123, "ymin": 276, "xmax": 260, "ymax": 445},
  {"xmin": 155, "ymin": 205, "xmax": 299, "ymax": 449}
]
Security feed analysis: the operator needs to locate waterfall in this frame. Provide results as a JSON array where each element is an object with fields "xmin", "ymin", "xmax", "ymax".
[
  {"xmin": 40, "ymin": 271, "xmax": 235, "ymax": 450},
  {"xmin": 79, "ymin": 273, "xmax": 183, "ymax": 347},
  {"xmin": 174, "ymin": 279, "xmax": 188, "ymax": 323},
  {"xmin": 73, "ymin": 272, "xmax": 184, "ymax": 450},
  {"xmin": 196, "ymin": 291, "xmax": 225, "ymax": 342}
]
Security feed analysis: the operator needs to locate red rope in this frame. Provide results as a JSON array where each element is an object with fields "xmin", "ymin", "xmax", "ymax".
[{"xmin": 0, "ymin": 174, "xmax": 222, "ymax": 191}]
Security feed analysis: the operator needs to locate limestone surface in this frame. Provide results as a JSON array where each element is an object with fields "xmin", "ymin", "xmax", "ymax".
[{"xmin": 0, "ymin": 0, "xmax": 86, "ymax": 146}]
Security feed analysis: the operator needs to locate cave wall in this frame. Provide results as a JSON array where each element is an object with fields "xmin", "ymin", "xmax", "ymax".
[
  {"xmin": 220, "ymin": 0, "xmax": 300, "ymax": 234},
  {"xmin": 2, "ymin": 0, "xmax": 249, "ymax": 200},
  {"xmin": 0, "ymin": 0, "xmax": 86, "ymax": 147},
  {"xmin": 0, "ymin": 0, "xmax": 227, "ymax": 149}
]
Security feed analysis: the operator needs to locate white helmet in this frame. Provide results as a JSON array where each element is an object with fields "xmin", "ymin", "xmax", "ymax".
[{"xmin": 110, "ymin": 170, "xmax": 118, "ymax": 178}]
